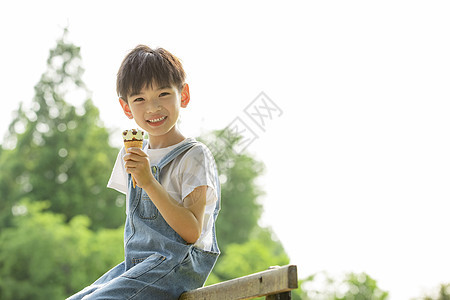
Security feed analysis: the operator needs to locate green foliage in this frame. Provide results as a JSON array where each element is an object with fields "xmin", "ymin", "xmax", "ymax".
[
  {"xmin": 0, "ymin": 29, "xmax": 123, "ymax": 230},
  {"xmin": 198, "ymin": 129, "xmax": 293, "ymax": 290},
  {"xmin": 334, "ymin": 272, "xmax": 389, "ymax": 300},
  {"xmin": 292, "ymin": 271, "xmax": 389, "ymax": 300},
  {"xmin": 198, "ymin": 128, "xmax": 291, "ymax": 287},
  {"xmin": 199, "ymin": 129, "xmax": 264, "ymax": 247},
  {"xmin": 420, "ymin": 284, "xmax": 450, "ymax": 300},
  {"xmin": 206, "ymin": 227, "xmax": 290, "ymax": 285},
  {"xmin": 0, "ymin": 201, "xmax": 123, "ymax": 299}
]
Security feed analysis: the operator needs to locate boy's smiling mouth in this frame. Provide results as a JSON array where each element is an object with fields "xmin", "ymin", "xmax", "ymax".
[
  {"xmin": 147, "ymin": 116, "xmax": 168, "ymax": 126},
  {"xmin": 148, "ymin": 116, "xmax": 167, "ymax": 123}
]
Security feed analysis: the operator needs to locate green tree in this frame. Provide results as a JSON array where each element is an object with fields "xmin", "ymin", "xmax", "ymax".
[
  {"xmin": 199, "ymin": 130, "xmax": 291, "ymax": 287},
  {"xmin": 420, "ymin": 284, "xmax": 450, "ymax": 300},
  {"xmin": 0, "ymin": 29, "xmax": 123, "ymax": 229},
  {"xmin": 199, "ymin": 129, "xmax": 265, "ymax": 248},
  {"xmin": 293, "ymin": 271, "xmax": 389, "ymax": 300},
  {"xmin": 0, "ymin": 201, "xmax": 123, "ymax": 299},
  {"xmin": 207, "ymin": 227, "xmax": 290, "ymax": 285},
  {"xmin": 333, "ymin": 272, "xmax": 389, "ymax": 300}
]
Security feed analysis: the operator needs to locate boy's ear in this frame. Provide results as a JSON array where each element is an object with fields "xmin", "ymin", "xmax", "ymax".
[
  {"xmin": 181, "ymin": 83, "xmax": 190, "ymax": 108},
  {"xmin": 119, "ymin": 98, "xmax": 133, "ymax": 119}
]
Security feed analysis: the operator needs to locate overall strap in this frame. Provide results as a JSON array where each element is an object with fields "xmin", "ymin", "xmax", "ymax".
[
  {"xmin": 143, "ymin": 139, "xmax": 149, "ymax": 149},
  {"xmin": 151, "ymin": 140, "xmax": 199, "ymax": 182}
]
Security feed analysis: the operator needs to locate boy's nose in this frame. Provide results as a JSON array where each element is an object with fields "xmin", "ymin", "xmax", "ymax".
[{"xmin": 146, "ymin": 98, "xmax": 162, "ymax": 112}]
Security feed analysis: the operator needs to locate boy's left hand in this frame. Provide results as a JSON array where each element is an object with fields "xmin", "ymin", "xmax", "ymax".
[{"xmin": 123, "ymin": 148, "xmax": 153, "ymax": 188}]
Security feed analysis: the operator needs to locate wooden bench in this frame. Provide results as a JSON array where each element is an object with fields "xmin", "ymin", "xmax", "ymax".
[{"xmin": 179, "ymin": 265, "xmax": 298, "ymax": 300}]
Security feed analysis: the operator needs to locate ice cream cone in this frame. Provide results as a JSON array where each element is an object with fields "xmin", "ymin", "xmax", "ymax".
[
  {"xmin": 124, "ymin": 140, "xmax": 144, "ymax": 150},
  {"xmin": 122, "ymin": 129, "xmax": 145, "ymax": 188}
]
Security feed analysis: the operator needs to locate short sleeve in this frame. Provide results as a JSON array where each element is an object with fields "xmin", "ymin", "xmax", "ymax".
[
  {"xmin": 180, "ymin": 144, "xmax": 218, "ymax": 205},
  {"xmin": 107, "ymin": 146, "xmax": 128, "ymax": 194}
]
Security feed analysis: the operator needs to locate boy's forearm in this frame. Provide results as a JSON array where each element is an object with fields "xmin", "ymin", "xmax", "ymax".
[{"xmin": 142, "ymin": 178, "xmax": 202, "ymax": 244}]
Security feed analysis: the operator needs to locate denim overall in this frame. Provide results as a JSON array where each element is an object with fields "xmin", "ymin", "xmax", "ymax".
[{"xmin": 68, "ymin": 140, "xmax": 220, "ymax": 300}]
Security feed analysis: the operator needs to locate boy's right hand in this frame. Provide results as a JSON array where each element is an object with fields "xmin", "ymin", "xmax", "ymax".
[{"xmin": 123, "ymin": 147, "xmax": 153, "ymax": 188}]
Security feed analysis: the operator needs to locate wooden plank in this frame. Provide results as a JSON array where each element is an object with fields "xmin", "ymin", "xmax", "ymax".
[{"xmin": 179, "ymin": 265, "xmax": 298, "ymax": 300}]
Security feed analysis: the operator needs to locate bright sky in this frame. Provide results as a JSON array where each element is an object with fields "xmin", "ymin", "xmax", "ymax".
[{"xmin": 1, "ymin": 1, "xmax": 449, "ymax": 299}]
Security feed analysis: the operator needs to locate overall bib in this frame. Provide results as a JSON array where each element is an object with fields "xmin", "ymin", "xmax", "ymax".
[{"xmin": 68, "ymin": 140, "xmax": 220, "ymax": 300}]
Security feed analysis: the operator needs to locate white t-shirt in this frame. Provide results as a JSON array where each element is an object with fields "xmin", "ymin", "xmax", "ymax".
[{"xmin": 107, "ymin": 138, "xmax": 219, "ymax": 251}]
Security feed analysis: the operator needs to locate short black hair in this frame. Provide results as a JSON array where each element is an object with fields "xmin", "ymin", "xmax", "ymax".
[{"xmin": 116, "ymin": 45, "xmax": 186, "ymax": 102}]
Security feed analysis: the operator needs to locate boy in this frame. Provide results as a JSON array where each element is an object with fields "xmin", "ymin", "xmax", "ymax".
[{"xmin": 68, "ymin": 45, "xmax": 220, "ymax": 299}]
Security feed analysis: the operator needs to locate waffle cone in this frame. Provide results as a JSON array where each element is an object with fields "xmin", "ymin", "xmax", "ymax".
[
  {"xmin": 124, "ymin": 140, "xmax": 143, "ymax": 188},
  {"xmin": 124, "ymin": 140, "xmax": 143, "ymax": 151}
]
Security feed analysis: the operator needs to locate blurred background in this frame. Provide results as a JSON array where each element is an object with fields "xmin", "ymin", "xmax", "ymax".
[{"xmin": 0, "ymin": 1, "xmax": 449, "ymax": 299}]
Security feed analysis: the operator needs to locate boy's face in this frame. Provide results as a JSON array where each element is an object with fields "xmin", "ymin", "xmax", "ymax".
[{"xmin": 119, "ymin": 82, "xmax": 190, "ymax": 139}]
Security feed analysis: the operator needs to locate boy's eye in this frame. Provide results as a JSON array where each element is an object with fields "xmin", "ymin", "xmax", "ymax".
[
  {"xmin": 159, "ymin": 92, "xmax": 170, "ymax": 97},
  {"xmin": 133, "ymin": 97, "xmax": 144, "ymax": 102}
]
